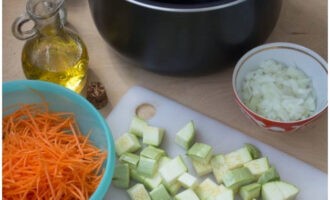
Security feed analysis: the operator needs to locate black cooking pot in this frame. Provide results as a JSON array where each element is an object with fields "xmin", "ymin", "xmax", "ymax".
[{"xmin": 88, "ymin": 0, "xmax": 282, "ymax": 75}]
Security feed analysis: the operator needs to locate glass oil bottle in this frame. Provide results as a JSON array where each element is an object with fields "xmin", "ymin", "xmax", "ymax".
[{"xmin": 12, "ymin": 0, "xmax": 88, "ymax": 93}]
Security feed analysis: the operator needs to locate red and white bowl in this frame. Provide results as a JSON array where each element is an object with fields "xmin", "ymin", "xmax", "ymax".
[{"xmin": 232, "ymin": 42, "xmax": 328, "ymax": 132}]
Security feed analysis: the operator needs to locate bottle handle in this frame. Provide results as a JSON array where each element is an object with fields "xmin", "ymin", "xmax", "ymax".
[{"xmin": 12, "ymin": 13, "xmax": 38, "ymax": 40}]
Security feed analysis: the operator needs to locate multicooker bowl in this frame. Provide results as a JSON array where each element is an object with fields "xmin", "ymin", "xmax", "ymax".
[{"xmin": 89, "ymin": 0, "xmax": 283, "ymax": 75}]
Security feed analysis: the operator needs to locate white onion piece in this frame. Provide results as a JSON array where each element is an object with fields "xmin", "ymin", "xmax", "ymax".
[{"xmin": 241, "ymin": 60, "xmax": 316, "ymax": 122}]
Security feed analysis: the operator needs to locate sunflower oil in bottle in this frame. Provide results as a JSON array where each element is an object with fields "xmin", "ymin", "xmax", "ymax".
[
  {"xmin": 21, "ymin": 27, "xmax": 89, "ymax": 93},
  {"xmin": 13, "ymin": 0, "xmax": 88, "ymax": 93}
]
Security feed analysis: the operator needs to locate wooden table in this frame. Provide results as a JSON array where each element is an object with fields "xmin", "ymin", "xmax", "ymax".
[{"xmin": 3, "ymin": 0, "xmax": 327, "ymax": 172}]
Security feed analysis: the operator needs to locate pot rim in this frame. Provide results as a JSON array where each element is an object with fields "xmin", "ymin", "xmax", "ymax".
[{"xmin": 126, "ymin": 0, "xmax": 246, "ymax": 12}]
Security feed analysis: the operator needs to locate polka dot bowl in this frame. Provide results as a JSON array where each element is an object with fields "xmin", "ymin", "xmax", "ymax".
[{"xmin": 232, "ymin": 42, "xmax": 327, "ymax": 132}]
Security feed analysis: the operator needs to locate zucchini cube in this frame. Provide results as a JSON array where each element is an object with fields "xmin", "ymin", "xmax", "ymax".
[
  {"xmin": 158, "ymin": 156, "xmax": 172, "ymax": 167},
  {"xmin": 177, "ymin": 172, "xmax": 198, "ymax": 189},
  {"xmin": 257, "ymin": 167, "xmax": 280, "ymax": 184},
  {"xmin": 195, "ymin": 178, "xmax": 221, "ymax": 200},
  {"xmin": 131, "ymin": 167, "xmax": 162, "ymax": 190},
  {"xmin": 130, "ymin": 168, "xmax": 145, "ymax": 183},
  {"xmin": 158, "ymin": 156, "xmax": 182, "ymax": 194},
  {"xmin": 115, "ymin": 133, "xmax": 141, "ymax": 156},
  {"xmin": 218, "ymin": 184, "xmax": 232, "ymax": 193},
  {"xmin": 144, "ymin": 172, "xmax": 163, "ymax": 190},
  {"xmin": 191, "ymin": 158, "xmax": 213, "ymax": 177},
  {"xmin": 239, "ymin": 183, "xmax": 261, "ymax": 200},
  {"xmin": 150, "ymin": 184, "xmax": 171, "ymax": 200},
  {"xmin": 243, "ymin": 157, "xmax": 270, "ymax": 177},
  {"xmin": 261, "ymin": 181, "xmax": 299, "ymax": 200},
  {"xmin": 175, "ymin": 189, "xmax": 200, "ymax": 200},
  {"xmin": 245, "ymin": 143, "xmax": 262, "ymax": 159},
  {"xmin": 163, "ymin": 180, "xmax": 181, "ymax": 196},
  {"xmin": 127, "ymin": 183, "xmax": 151, "ymax": 200},
  {"xmin": 214, "ymin": 188, "xmax": 234, "ymax": 200},
  {"xmin": 211, "ymin": 154, "xmax": 230, "ymax": 184},
  {"xmin": 159, "ymin": 156, "xmax": 188, "ymax": 184},
  {"xmin": 141, "ymin": 146, "xmax": 166, "ymax": 161},
  {"xmin": 224, "ymin": 147, "xmax": 253, "ymax": 170},
  {"xmin": 187, "ymin": 143, "xmax": 213, "ymax": 164},
  {"xmin": 175, "ymin": 121, "xmax": 196, "ymax": 150},
  {"xmin": 222, "ymin": 167, "xmax": 256, "ymax": 192},
  {"xmin": 143, "ymin": 126, "xmax": 165, "ymax": 146},
  {"xmin": 137, "ymin": 156, "xmax": 158, "ymax": 177},
  {"xmin": 112, "ymin": 163, "xmax": 130, "ymax": 189},
  {"xmin": 129, "ymin": 116, "xmax": 148, "ymax": 137},
  {"xmin": 119, "ymin": 152, "xmax": 140, "ymax": 168}
]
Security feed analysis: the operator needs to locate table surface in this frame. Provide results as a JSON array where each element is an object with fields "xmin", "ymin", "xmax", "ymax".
[{"xmin": 3, "ymin": 0, "xmax": 327, "ymax": 172}]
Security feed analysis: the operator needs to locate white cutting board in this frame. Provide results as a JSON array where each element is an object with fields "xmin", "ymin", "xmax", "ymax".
[{"xmin": 105, "ymin": 86, "xmax": 327, "ymax": 200}]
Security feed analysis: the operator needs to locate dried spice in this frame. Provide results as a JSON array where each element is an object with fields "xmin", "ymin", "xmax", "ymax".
[{"xmin": 86, "ymin": 81, "xmax": 108, "ymax": 109}]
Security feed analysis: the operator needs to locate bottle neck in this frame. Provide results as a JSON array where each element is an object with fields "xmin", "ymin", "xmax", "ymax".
[{"xmin": 35, "ymin": 13, "xmax": 63, "ymax": 36}]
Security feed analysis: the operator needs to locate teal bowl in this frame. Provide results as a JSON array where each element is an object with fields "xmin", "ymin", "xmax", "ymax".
[{"xmin": 3, "ymin": 80, "xmax": 115, "ymax": 200}]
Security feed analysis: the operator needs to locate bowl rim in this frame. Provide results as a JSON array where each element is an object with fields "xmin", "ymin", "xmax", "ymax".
[
  {"xmin": 232, "ymin": 42, "xmax": 328, "ymax": 124},
  {"xmin": 3, "ymin": 80, "xmax": 116, "ymax": 200},
  {"xmin": 126, "ymin": 0, "xmax": 245, "ymax": 13}
]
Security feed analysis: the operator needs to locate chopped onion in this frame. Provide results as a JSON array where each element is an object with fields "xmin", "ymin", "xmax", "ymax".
[{"xmin": 241, "ymin": 60, "xmax": 316, "ymax": 122}]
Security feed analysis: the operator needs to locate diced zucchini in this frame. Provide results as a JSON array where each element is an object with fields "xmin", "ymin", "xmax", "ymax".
[
  {"xmin": 177, "ymin": 172, "xmax": 198, "ymax": 189},
  {"xmin": 218, "ymin": 184, "xmax": 232, "ymax": 193},
  {"xmin": 127, "ymin": 183, "xmax": 151, "ymax": 200},
  {"xmin": 257, "ymin": 167, "xmax": 280, "ymax": 184},
  {"xmin": 141, "ymin": 146, "xmax": 166, "ymax": 161},
  {"xmin": 137, "ymin": 156, "xmax": 158, "ymax": 177},
  {"xmin": 175, "ymin": 121, "xmax": 196, "ymax": 150},
  {"xmin": 119, "ymin": 152, "xmax": 140, "ymax": 168},
  {"xmin": 211, "ymin": 154, "xmax": 229, "ymax": 184},
  {"xmin": 159, "ymin": 156, "xmax": 188, "ymax": 184},
  {"xmin": 211, "ymin": 154, "xmax": 225, "ymax": 169},
  {"xmin": 245, "ymin": 143, "xmax": 262, "ymax": 159},
  {"xmin": 224, "ymin": 147, "xmax": 253, "ymax": 170},
  {"xmin": 195, "ymin": 178, "xmax": 221, "ymax": 200},
  {"xmin": 262, "ymin": 181, "xmax": 299, "ymax": 200},
  {"xmin": 222, "ymin": 167, "xmax": 255, "ymax": 192},
  {"xmin": 129, "ymin": 116, "xmax": 148, "ymax": 137},
  {"xmin": 112, "ymin": 163, "xmax": 130, "ymax": 189},
  {"xmin": 130, "ymin": 168, "xmax": 146, "ymax": 183},
  {"xmin": 130, "ymin": 167, "xmax": 162, "ymax": 190},
  {"xmin": 276, "ymin": 181, "xmax": 299, "ymax": 200},
  {"xmin": 191, "ymin": 158, "xmax": 213, "ymax": 176},
  {"xmin": 149, "ymin": 184, "xmax": 171, "ymax": 200},
  {"xmin": 205, "ymin": 185, "xmax": 234, "ymax": 200},
  {"xmin": 175, "ymin": 189, "xmax": 200, "ymax": 200},
  {"xmin": 158, "ymin": 157, "xmax": 181, "ymax": 195},
  {"xmin": 187, "ymin": 143, "xmax": 213, "ymax": 164},
  {"xmin": 163, "ymin": 180, "xmax": 181, "ymax": 195},
  {"xmin": 262, "ymin": 182, "xmax": 283, "ymax": 200},
  {"xmin": 143, "ymin": 126, "xmax": 165, "ymax": 146},
  {"xmin": 144, "ymin": 172, "xmax": 163, "ymax": 190},
  {"xmin": 243, "ymin": 157, "xmax": 270, "ymax": 177},
  {"xmin": 158, "ymin": 156, "xmax": 172, "ymax": 167},
  {"xmin": 117, "ymin": 115, "xmax": 299, "ymax": 200},
  {"xmin": 239, "ymin": 183, "xmax": 261, "ymax": 200},
  {"xmin": 115, "ymin": 133, "xmax": 141, "ymax": 156},
  {"xmin": 212, "ymin": 189, "xmax": 234, "ymax": 200}
]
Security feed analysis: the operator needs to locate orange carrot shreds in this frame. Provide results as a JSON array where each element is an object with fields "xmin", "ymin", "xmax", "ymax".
[{"xmin": 2, "ymin": 103, "xmax": 107, "ymax": 200}]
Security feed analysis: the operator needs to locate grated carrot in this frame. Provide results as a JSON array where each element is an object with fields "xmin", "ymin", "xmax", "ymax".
[{"xmin": 2, "ymin": 103, "xmax": 107, "ymax": 200}]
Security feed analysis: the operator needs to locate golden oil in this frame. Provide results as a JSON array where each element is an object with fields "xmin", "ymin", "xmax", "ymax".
[{"xmin": 21, "ymin": 30, "xmax": 88, "ymax": 93}]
